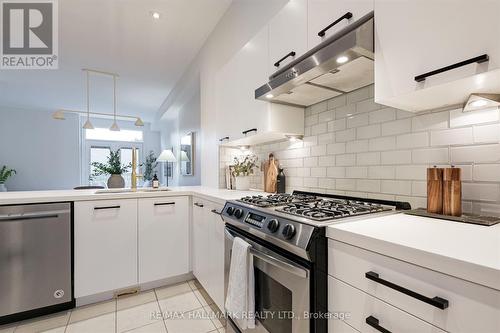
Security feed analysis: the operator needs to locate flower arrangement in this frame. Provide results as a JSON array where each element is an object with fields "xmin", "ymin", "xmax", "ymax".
[
  {"xmin": 0, "ymin": 165, "xmax": 16, "ymax": 184},
  {"xmin": 91, "ymin": 150, "xmax": 131, "ymax": 177},
  {"xmin": 231, "ymin": 155, "xmax": 258, "ymax": 177}
]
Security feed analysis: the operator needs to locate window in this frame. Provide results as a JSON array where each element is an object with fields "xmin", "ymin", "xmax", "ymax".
[{"xmin": 83, "ymin": 127, "xmax": 144, "ymax": 187}]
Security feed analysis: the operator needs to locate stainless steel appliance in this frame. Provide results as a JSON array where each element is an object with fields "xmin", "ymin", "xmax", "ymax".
[
  {"xmin": 223, "ymin": 191, "xmax": 410, "ymax": 333},
  {"xmin": 0, "ymin": 203, "xmax": 74, "ymax": 324},
  {"xmin": 255, "ymin": 11, "xmax": 374, "ymax": 107}
]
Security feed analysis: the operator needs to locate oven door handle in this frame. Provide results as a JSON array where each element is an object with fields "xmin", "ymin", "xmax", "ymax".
[{"xmin": 224, "ymin": 229, "xmax": 309, "ymax": 279}]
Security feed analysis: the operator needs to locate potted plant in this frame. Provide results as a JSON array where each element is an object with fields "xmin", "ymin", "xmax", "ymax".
[
  {"xmin": 231, "ymin": 155, "xmax": 258, "ymax": 190},
  {"xmin": 0, "ymin": 166, "xmax": 16, "ymax": 192},
  {"xmin": 91, "ymin": 150, "xmax": 131, "ymax": 189},
  {"xmin": 142, "ymin": 151, "xmax": 158, "ymax": 187}
]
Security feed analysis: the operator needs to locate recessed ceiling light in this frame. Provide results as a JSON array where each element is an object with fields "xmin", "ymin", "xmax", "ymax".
[
  {"xmin": 469, "ymin": 99, "xmax": 488, "ymax": 108},
  {"xmin": 266, "ymin": 94, "xmax": 274, "ymax": 99},
  {"xmin": 336, "ymin": 56, "xmax": 349, "ymax": 64},
  {"xmin": 151, "ymin": 12, "xmax": 160, "ymax": 20}
]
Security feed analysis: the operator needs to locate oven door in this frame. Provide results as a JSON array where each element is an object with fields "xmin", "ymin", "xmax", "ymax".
[{"xmin": 224, "ymin": 227, "xmax": 310, "ymax": 333}]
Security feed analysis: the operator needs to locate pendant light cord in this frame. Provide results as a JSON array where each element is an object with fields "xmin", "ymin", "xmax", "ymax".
[
  {"xmin": 113, "ymin": 75, "xmax": 117, "ymax": 122},
  {"xmin": 86, "ymin": 70, "xmax": 90, "ymax": 121}
]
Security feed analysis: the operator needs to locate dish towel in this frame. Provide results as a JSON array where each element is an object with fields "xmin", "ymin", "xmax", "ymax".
[{"xmin": 225, "ymin": 237, "xmax": 255, "ymax": 330}]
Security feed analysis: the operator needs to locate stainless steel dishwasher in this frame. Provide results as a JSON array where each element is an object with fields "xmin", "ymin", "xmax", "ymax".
[{"xmin": 0, "ymin": 202, "xmax": 74, "ymax": 324}]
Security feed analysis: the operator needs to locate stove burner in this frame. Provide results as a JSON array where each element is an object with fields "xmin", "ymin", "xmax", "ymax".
[
  {"xmin": 276, "ymin": 199, "xmax": 390, "ymax": 221},
  {"xmin": 237, "ymin": 193, "xmax": 317, "ymax": 207}
]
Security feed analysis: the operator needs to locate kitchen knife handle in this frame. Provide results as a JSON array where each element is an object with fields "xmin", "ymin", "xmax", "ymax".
[
  {"xmin": 414, "ymin": 54, "xmax": 489, "ymax": 82},
  {"xmin": 365, "ymin": 271, "xmax": 449, "ymax": 309},
  {"xmin": 318, "ymin": 12, "xmax": 353, "ymax": 37},
  {"xmin": 274, "ymin": 51, "xmax": 296, "ymax": 68}
]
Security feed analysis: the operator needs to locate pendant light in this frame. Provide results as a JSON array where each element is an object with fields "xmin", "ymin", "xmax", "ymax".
[
  {"xmin": 82, "ymin": 70, "xmax": 94, "ymax": 129},
  {"xmin": 109, "ymin": 75, "xmax": 120, "ymax": 131}
]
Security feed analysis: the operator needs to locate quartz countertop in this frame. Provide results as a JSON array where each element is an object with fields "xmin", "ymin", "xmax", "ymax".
[
  {"xmin": 0, "ymin": 186, "xmax": 268, "ymax": 206},
  {"xmin": 327, "ymin": 212, "xmax": 500, "ymax": 290}
]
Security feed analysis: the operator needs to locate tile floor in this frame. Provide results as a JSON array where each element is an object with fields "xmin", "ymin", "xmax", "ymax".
[{"xmin": 0, "ymin": 280, "xmax": 226, "ymax": 333}]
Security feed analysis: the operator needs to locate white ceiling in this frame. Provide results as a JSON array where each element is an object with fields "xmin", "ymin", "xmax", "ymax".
[{"xmin": 0, "ymin": 0, "xmax": 231, "ymax": 122}]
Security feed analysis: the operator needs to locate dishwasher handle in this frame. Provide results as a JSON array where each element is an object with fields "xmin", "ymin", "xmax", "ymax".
[{"xmin": 0, "ymin": 213, "xmax": 59, "ymax": 222}]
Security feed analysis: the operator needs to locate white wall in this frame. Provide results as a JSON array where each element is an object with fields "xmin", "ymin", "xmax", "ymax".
[{"xmin": 156, "ymin": 0, "xmax": 288, "ymax": 188}]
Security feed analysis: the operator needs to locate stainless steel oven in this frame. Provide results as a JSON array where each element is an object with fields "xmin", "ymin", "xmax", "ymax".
[{"xmin": 224, "ymin": 226, "xmax": 311, "ymax": 333}]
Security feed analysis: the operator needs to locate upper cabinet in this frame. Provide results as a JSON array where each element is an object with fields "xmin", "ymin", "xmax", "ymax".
[
  {"xmin": 269, "ymin": 0, "xmax": 308, "ymax": 74},
  {"xmin": 308, "ymin": 0, "xmax": 373, "ymax": 48},
  {"xmin": 374, "ymin": 0, "xmax": 500, "ymax": 112}
]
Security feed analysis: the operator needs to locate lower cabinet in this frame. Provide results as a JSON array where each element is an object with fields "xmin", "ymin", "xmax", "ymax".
[
  {"xmin": 75, "ymin": 199, "xmax": 138, "ymax": 298},
  {"xmin": 192, "ymin": 197, "xmax": 225, "ymax": 311},
  {"xmin": 138, "ymin": 196, "xmax": 189, "ymax": 283}
]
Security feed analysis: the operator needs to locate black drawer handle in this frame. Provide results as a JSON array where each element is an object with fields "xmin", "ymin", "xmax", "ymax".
[
  {"xmin": 365, "ymin": 271, "xmax": 449, "ymax": 309},
  {"xmin": 194, "ymin": 202, "xmax": 204, "ymax": 208},
  {"xmin": 274, "ymin": 51, "xmax": 296, "ymax": 68},
  {"xmin": 154, "ymin": 202, "xmax": 175, "ymax": 206},
  {"xmin": 219, "ymin": 136, "xmax": 229, "ymax": 142},
  {"xmin": 366, "ymin": 316, "xmax": 391, "ymax": 333},
  {"xmin": 318, "ymin": 12, "xmax": 353, "ymax": 37},
  {"xmin": 242, "ymin": 128, "xmax": 257, "ymax": 135},
  {"xmin": 211, "ymin": 209, "xmax": 222, "ymax": 215},
  {"xmin": 94, "ymin": 205, "xmax": 120, "ymax": 210},
  {"xmin": 414, "ymin": 54, "xmax": 489, "ymax": 82}
]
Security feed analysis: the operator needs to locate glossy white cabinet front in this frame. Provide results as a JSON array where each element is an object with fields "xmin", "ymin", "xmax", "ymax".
[
  {"xmin": 75, "ymin": 199, "xmax": 138, "ymax": 298},
  {"xmin": 138, "ymin": 197, "xmax": 189, "ymax": 283}
]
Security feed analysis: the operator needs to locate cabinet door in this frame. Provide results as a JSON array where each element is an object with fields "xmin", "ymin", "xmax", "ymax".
[
  {"xmin": 75, "ymin": 199, "xmax": 137, "ymax": 297},
  {"xmin": 269, "ymin": 0, "xmax": 308, "ymax": 73},
  {"xmin": 192, "ymin": 199, "xmax": 210, "ymax": 289},
  {"xmin": 308, "ymin": 0, "xmax": 373, "ymax": 48},
  {"xmin": 138, "ymin": 196, "xmax": 189, "ymax": 284},
  {"xmin": 375, "ymin": 0, "xmax": 500, "ymax": 110},
  {"xmin": 208, "ymin": 203, "xmax": 226, "ymax": 311}
]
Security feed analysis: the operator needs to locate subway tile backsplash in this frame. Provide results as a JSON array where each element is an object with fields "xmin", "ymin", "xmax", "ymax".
[{"xmin": 219, "ymin": 85, "xmax": 500, "ymax": 214}]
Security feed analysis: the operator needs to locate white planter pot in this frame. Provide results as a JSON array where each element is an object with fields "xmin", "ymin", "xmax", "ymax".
[
  {"xmin": 234, "ymin": 176, "xmax": 250, "ymax": 191},
  {"xmin": 0, "ymin": 183, "xmax": 6, "ymax": 192}
]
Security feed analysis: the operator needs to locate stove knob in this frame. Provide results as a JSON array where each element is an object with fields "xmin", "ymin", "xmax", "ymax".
[
  {"xmin": 234, "ymin": 208, "xmax": 244, "ymax": 219},
  {"xmin": 267, "ymin": 219, "xmax": 280, "ymax": 233},
  {"xmin": 226, "ymin": 206, "xmax": 234, "ymax": 216},
  {"xmin": 282, "ymin": 224, "xmax": 296, "ymax": 240}
]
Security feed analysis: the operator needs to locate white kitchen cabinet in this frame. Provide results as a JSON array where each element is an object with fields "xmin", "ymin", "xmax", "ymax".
[
  {"xmin": 374, "ymin": 0, "xmax": 500, "ymax": 112},
  {"xmin": 269, "ymin": 0, "xmax": 308, "ymax": 73},
  {"xmin": 138, "ymin": 196, "xmax": 189, "ymax": 284},
  {"xmin": 75, "ymin": 199, "xmax": 137, "ymax": 298},
  {"xmin": 191, "ymin": 197, "xmax": 226, "ymax": 311},
  {"xmin": 308, "ymin": 0, "xmax": 373, "ymax": 48}
]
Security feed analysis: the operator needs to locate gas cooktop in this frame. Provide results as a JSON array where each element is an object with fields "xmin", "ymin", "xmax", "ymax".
[{"xmin": 237, "ymin": 193, "xmax": 317, "ymax": 207}]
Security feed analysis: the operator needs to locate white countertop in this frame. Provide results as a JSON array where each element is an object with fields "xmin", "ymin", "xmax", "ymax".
[
  {"xmin": 327, "ymin": 213, "xmax": 500, "ymax": 290},
  {"xmin": 0, "ymin": 186, "xmax": 267, "ymax": 206}
]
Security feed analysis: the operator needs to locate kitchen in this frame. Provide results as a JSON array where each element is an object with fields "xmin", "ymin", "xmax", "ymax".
[{"xmin": 0, "ymin": 0, "xmax": 499, "ymax": 333}]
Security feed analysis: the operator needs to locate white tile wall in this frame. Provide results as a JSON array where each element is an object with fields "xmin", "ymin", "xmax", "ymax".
[{"xmin": 220, "ymin": 85, "xmax": 500, "ymax": 211}]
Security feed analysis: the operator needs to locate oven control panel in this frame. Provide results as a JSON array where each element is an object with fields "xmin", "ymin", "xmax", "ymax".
[{"xmin": 245, "ymin": 212, "xmax": 265, "ymax": 228}]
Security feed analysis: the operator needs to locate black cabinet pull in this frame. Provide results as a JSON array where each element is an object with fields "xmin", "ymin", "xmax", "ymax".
[
  {"xmin": 242, "ymin": 128, "xmax": 257, "ymax": 135},
  {"xmin": 154, "ymin": 202, "xmax": 175, "ymax": 206},
  {"xmin": 366, "ymin": 316, "xmax": 391, "ymax": 333},
  {"xmin": 318, "ymin": 12, "xmax": 353, "ymax": 37},
  {"xmin": 211, "ymin": 209, "xmax": 222, "ymax": 215},
  {"xmin": 194, "ymin": 202, "xmax": 204, "ymax": 208},
  {"xmin": 365, "ymin": 271, "xmax": 449, "ymax": 309},
  {"xmin": 219, "ymin": 136, "xmax": 229, "ymax": 142},
  {"xmin": 94, "ymin": 205, "xmax": 120, "ymax": 210},
  {"xmin": 274, "ymin": 51, "xmax": 296, "ymax": 68},
  {"xmin": 414, "ymin": 54, "xmax": 489, "ymax": 82}
]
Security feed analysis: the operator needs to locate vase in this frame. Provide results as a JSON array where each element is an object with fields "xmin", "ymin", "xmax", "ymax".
[
  {"xmin": 107, "ymin": 174, "xmax": 125, "ymax": 189},
  {"xmin": 0, "ymin": 183, "xmax": 6, "ymax": 192},
  {"xmin": 234, "ymin": 176, "xmax": 250, "ymax": 191}
]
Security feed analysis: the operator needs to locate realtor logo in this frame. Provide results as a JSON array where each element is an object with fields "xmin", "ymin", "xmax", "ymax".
[{"xmin": 1, "ymin": 0, "xmax": 58, "ymax": 69}]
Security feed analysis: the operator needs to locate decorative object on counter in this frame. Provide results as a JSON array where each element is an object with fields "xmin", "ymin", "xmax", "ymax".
[
  {"xmin": 142, "ymin": 151, "xmax": 158, "ymax": 187},
  {"xmin": 226, "ymin": 166, "xmax": 236, "ymax": 190},
  {"xmin": 156, "ymin": 149, "xmax": 176, "ymax": 187},
  {"xmin": 262, "ymin": 153, "xmax": 279, "ymax": 193},
  {"xmin": 152, "ymin": 174, "xmax": 159, "ymax": 189},
  {"xmin": 443, "ymin": 167, "xmax": 462, "ymax": 217},
  {"xmin": 180, "ymin": 132, "xmax": 194, "ymax": 176},
  {"xmin": 277, "ymin": 168, "xmax": 286, "ymax": 194},
  {"xmin": 405, "ymin": 209, "xmax": 500, "ymax": 226},
  {"xmin": 0, "ymin": 166, "xmax": 16, "ymax": 192},
  {"xmin": 91, "ymin": 149, "xmax": 131, "ymax": 189},
  {"xmin": 427, "ymin": 167, "xmax": 443, "ymax": 214},
  {"xmin": 231, "ymin": 155, "xmax": 258, "ymax": 191}
]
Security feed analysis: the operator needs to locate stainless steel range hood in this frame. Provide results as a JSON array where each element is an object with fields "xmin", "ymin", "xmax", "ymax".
[{"xmin": 255, "ymin": 11, "xmax": 374, "ymax": 107}]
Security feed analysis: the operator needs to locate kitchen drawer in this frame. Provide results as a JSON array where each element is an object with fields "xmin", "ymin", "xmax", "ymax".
[
  {"xmin": 329, "ymin": 240, "xmax": 500, "ymax": 333},
  {"xmin": 329, "ymin": 318, "xmax": 360, "ymax": 333},
  {"xmin": 329, "ymin": 276, "xmax": 446, "ymax": 333}
]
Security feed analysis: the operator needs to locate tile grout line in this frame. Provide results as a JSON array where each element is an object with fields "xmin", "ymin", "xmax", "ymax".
[{"xmin": 153, "ymin": 287, "xmax": 169, "ymax": 333}]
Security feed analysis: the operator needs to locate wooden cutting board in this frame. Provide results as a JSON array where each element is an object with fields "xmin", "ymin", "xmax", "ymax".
[{"xmin": 263, "ymin": 153, "xmax": 278, "ymax": 193}]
